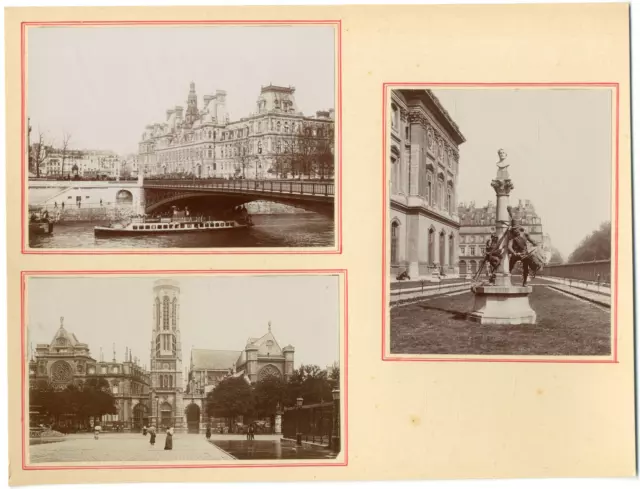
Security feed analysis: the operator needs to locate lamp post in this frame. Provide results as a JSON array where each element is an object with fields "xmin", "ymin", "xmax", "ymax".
[
  {"xmin": 156, "ymin": 397, "xmax": 160, "ymax": 429},
  {"xmin": 331, "ymin": 388, "xmax": 340, "ymax": 453},
  {"xmin": 296, "ymin": 397, "xmax": 303, "ymax": 446}
]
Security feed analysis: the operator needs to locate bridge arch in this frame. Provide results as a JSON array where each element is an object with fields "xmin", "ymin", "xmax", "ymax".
[
  {"xmin": 116, "ymin": 189, "xmax": 133, "ymax": 204},
  {"xmin": 144, "ymin": 188, "xmax": 334, "ymax": 217}
]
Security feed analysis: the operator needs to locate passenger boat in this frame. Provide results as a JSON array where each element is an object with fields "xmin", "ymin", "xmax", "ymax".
[{"xmin": 94, "ymin": 215, "xmax": 253, "ymax": 237}]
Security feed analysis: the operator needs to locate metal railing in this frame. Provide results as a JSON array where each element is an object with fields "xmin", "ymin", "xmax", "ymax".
[{"xmin": 144, "ymin": 179, "xmax": 334, "ymax": 198}]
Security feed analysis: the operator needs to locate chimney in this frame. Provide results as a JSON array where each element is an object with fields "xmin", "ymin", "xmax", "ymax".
[
  {"xmin": 203, "ymin": 94, "xmax": 214, "ymax": 104},
  {"xmin": 174, "ymin": 106, "xmax": 184, "ymax": 119},
  {"xmin": 166, "ymin": 109, "xmax": 174, "ymax": 121}
]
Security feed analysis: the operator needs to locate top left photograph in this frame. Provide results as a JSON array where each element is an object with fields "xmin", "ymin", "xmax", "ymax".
[{"xmin": 23, "ymin": 21, "xmax": 340, "ymax": 253}]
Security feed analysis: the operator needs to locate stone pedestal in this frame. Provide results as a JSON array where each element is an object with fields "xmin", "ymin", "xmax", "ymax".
[{"xmin": 469, "ymin": 285, "xmax": 536, "ymax": 325}]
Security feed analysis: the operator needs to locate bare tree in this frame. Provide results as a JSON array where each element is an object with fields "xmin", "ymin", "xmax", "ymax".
[
  {"xmin": 30, "ymin": 131, "xmax": 48, "ymax": 178},
  {"xmin": 233, "ymin": 138, "xmax": 253, "ymax": 179},
  {"xmin": 60, "ymin": 132, "xmax": 71, "ymax": 179},
  {"xmin": 290, "ymin": 121, "xmax": 335, "ymax": 180}
]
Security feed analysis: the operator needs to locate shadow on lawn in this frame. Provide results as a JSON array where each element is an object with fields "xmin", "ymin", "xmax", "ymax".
[{"xmin": 417, "ymin": 303, "xmax": 469, "ymax": 321}]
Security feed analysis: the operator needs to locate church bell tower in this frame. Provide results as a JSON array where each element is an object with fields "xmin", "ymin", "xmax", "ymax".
[{"xmin": 149, "ymin": 279, "xmax": 184, "ymax": 430}]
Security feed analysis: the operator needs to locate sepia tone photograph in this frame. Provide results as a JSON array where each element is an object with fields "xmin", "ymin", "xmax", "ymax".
[
  {"xmin": 26, "ymin": 24, "xmax": 337, "ymax": 250},
  {"xmin": 387, "ymin": 87, "xmax": 614, "ymax": 357},
  {"xmin": 25, "ymin": 274, "xmax": 343, "ymax": 464}
]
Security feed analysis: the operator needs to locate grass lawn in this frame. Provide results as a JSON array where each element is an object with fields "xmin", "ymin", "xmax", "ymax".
[{"xmin": 390, "ymin": 282, "xmax": 611, "ymax": 356}]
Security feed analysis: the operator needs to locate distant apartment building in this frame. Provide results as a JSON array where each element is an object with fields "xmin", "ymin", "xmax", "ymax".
[{"xmin": 457, "ymin": 199, "xmax": 544, "ymax": 276}]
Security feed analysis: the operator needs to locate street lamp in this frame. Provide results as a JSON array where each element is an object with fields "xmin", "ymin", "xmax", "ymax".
[
  {"xmin": 296, "ymin": 397, "xmax": 303, "ymax": 446},
  {"xmin": 331, "ymin": 388, "xmax": 340, "ymax": 453}
]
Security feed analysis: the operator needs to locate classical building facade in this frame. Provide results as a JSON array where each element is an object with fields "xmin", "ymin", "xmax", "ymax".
[
  {"xmin": 389, "ymin": 89, "xmax": 466, "ymax": 279},
  {"xmin": 457, "ymin": 199, "xmax": 544, "ymax": 276},
  {"xmin": 139, "ymin": 82, "xmax": 335, "ymax": 180},
  {"xmin": 28, "ymin": 318, "xmax": 151, "ymax": 430}
]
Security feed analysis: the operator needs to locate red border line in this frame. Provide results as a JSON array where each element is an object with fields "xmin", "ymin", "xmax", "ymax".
[
  {"xmin": 381, "ymin": 82, "xmax": 620, "ymax": 365},
  {"xmin": 21, "ymin": 20, "xmax": 342, "ymax": 255},
  {"xmin": 20, "ymin": 269, "xmax": 348, "ymax": 470}
]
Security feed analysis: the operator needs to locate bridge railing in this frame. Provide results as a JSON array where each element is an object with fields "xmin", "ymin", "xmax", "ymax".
[{"xmin": 144, "ymin": 179, "xmax": 335, "ymax": 197}]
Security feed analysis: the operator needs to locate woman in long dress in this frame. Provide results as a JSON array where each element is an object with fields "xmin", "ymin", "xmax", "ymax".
[
  {"xmin": 164, "ymin": 427, "xmax": 173, "ymax": 450},
  {"xmin": 149, "ymin": 426, "xmax": 156, "ymax": 446}
]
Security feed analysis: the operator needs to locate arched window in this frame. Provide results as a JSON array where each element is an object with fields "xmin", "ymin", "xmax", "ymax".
[
  {"xmin": 276, "ymin": 121, "xmax": 281, "ymax": 132},
  {"xmin": 447, "ymin": 190, "xmax": 453, "ymax": 214},
  {"xmin": 172, "ymin": 298, "xmax": 177, "ymax": 328},
  {"xmin": 470, "ymin": 261, "xmax": 478, "ymax": 274},
  {"xmin": 284, "ymin": 122, "xmax": 289, "ymax": 133},
  {"xmin": 169, "ymin": 376, "xmax": 173, "ymax": 388},
  {"xmin": 459, "ymin": 260, "xmax": 467, "ymax": 275},
  {"xmin": 155, "ymin": 298, "xmax": 160, "ymax": 330},
  {"xmin": 426, "ymin": 174, "xmax": 433, "ymax": 205},
  {"xmin": 449, "ymin": 234, "xmax": 455, "ymax": 267},
  {"xmin": 391, "ymin": 221, "xmax": 400, "ymax": 265},
  {"xmin": 428, "ymin": 228, "xmax": 435, "ymax": 265},
  {"xmin": 163, "ymin": 297, "xmax": 169, "ymax": 330}
]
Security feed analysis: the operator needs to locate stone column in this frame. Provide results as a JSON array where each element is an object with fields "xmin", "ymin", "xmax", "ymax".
[
  {"xmin": 275, "ymin": 413, "xmax": 282, "ymax": 435},
  {"xmin": 490, "ymin": 178, "xmax": 514, "ymax": 286}
]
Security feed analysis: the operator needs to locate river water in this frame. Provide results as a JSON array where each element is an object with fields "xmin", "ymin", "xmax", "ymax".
[{"xmin": 29, "ymin": 214, "xmax": 334, "ymax": 249}]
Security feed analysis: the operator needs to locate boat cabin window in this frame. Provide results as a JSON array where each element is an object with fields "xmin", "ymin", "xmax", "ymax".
[
  {"xmin": 133, "ymin": 226, "xmax": 138, "ymax": 230},
  {"xmin": 145, "ymin": 225, "xmax": 150, "ymax": 230}
]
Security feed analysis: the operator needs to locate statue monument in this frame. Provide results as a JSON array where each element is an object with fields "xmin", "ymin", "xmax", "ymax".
[{"xmin": 468, "ymin": 149, "xmax": 537, "ymax": 325}]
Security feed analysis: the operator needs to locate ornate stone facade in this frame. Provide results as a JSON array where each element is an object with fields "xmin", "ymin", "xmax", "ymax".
[
  {"xmin": 139, "ymin": 83, "xmax": 334, "ymax": 180},
  {"xmin": 389, "ymin": 89, "xmax": 465, "ymax": 279},
  {"xmin": 29, "ymin": 318, "xmax": 151, "ymax": 430}
]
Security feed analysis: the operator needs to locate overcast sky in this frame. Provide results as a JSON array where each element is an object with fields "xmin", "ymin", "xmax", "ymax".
[
  {"xmin": 432, "ymin": 88, "xmax": 612, "ymax": 259},
  {"xmin": 27, "ymin": 25, "xmax": 336, "ymax": 155},
  {"xmin": 27, "ymin": 275, "xmax": 340, "ymax": 378}
]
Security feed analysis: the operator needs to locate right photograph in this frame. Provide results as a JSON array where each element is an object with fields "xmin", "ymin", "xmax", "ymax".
[{"xmin": 385, "ymin": 86, "xmax": 615, "ymax": 359}]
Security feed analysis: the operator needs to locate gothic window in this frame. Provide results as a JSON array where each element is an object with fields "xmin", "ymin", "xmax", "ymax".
[
  {"xmin": 258, "ymin": 364, "xmax": 282, "ymax": 381},
  {"xmin": 391, "ymin": 221, "xmax": 399, "ymax": 265},
  {"xmin": 470, "ymin": 246, "xmax": 476, "ymax": 256},
  {"xmin": 51, "ymin": 361, "xmax": 73, "ymax": 383},
  {"xmin": 172, "ymin": 298, "xmax": 177, "ymax": 328},
  {"xmin": 447, "ymin": 190, "xmax": 453, "ymax": 213},
  {"xmin": 163, "ymin": 297, "xmax": 170, "ymax": 330}
]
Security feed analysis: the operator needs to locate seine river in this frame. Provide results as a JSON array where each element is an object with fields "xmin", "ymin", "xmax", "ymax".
[{"xmin": 29, "ymin": 214, "xmax": 334, "ymax": 249}]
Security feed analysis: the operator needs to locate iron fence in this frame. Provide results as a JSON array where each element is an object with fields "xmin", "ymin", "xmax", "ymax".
[{"xmin": 282, "ymin": 401, "xmax": 334, "ymax": 446}]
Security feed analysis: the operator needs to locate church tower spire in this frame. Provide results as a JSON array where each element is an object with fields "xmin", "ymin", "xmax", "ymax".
[
  {"xmin": 184, "ymin": 81, "xmax": 199, "ymax": 128},
  {"xmin": 150, "ymin": 279, "xmax": 184, "ymax": 430}
]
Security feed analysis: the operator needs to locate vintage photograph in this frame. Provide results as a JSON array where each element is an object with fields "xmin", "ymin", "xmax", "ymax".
[
  {"xmin": 25, "ymin": 274, "xmax": 343, "ymax": 464},
  {"xmin": 26, "ymin": 24, "xmax": 337, "ymax": 250},
  {"xmin": 387, "ymin": 87, "xmax": 613, "ymax": 357}
]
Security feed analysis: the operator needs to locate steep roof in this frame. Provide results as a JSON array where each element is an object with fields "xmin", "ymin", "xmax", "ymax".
[
  {"xmin": 191, "ymin": 349, "xmax": 242, "ymax": 371},
  {"xmin": 50, "ymin": 317, "xmax": 79, "ymax": 347}
]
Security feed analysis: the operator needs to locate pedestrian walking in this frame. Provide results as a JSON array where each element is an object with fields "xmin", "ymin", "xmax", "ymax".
[
  {"xmin": 164, "ymin": 427, "xmax": 173, "ymax": 450},
  {"xmin": 61, "ymin": 201, "xmax": 65, "ymax": 210},
  {"xmin": 149, "ymin": 426, "xmax": 156, "ymax": 446},
  {"xmin": 206, "ymin": 425, "xmax": 211, "ymax": 440},
  {"xmin": 142, "ymin": 425, "xmax": 147, "ymax": 436},
  {"xmin": 94, "ymin": 424, "xmax": 101, "ymax": 440},
  {"xmin": 54, "ymin": 201, "xmax": 58, "ymax": 209}
]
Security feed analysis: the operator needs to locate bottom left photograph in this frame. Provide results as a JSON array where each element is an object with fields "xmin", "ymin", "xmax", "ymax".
[{"xmin": 22, "ymin": 271, "xmax": 345, "ymax": 467}]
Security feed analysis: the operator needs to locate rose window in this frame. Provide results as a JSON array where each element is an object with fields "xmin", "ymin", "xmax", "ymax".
[{"xmin": 51, "ymin": 361, "xmax": 73, "ymax": 383}]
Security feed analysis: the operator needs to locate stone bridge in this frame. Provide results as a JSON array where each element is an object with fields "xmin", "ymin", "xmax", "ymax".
[{"xmin": 142, "ymin": 178, "xmax": 335, "ymax": 216}]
